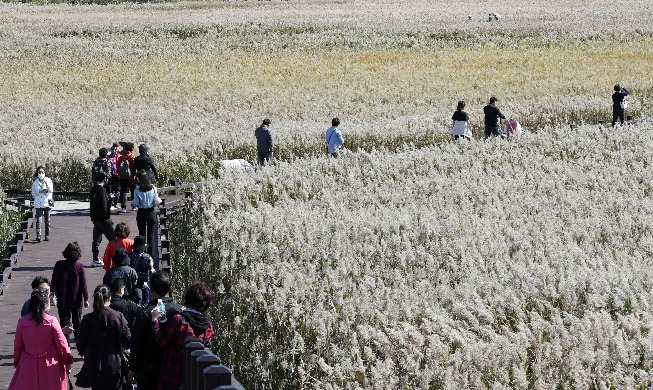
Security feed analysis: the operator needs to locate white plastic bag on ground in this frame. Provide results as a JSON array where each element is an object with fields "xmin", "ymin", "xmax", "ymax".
[{"xmin": 221, "ymin": 159, "xmax": 255, "ymax": 171}]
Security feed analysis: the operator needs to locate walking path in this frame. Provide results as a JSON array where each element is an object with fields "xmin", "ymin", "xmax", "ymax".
[{"xmin": 0, "ymin": 201, "xmax": 141, "ymax": 388}]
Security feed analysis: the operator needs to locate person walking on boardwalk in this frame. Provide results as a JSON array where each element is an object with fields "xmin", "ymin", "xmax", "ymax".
[
  {"xmin": 131, "ymin": 170, "xmax": 161, "ymax": 256},
  {"xmin": 483, "ymin": 96, "xmax": 506, "ymax": 139},
  {"xmin": 133, "ymin": 144, "xmax": 159, "ymax": 184},
  {"xmin": 117, "ymin": 142, "xmax": 136, "ymax": 214},
  {"xmin": 128, "ymin": 271, "xmax": 182, "ymax": 390},
  {"xmin": 107, "ymin": 142, "xmax": 121, "ymax": 210},
  {"xmin": 104, "ymin": 248, "xmax": 141, "ymax": 304},
  {"xmin": 90, "ymin": 176, "xmax": 115, "ymax": 267},
  {"xmin": 129, "ymin": 235, "xmax": 154, "ymax": 305},
  {"xmin": 103, "ymin": 222, "xmax": 134, "ymax": 271},
  {"xmin": 255, "ymin": 118, "xmax": 274, "ymax": 166},
  {"xmin": 151, "ymin": 282, "xmax": 214, "ymax": 390},
  {"xmin": 451, "ymin": 100, "xmax": 472, "ymax": 140},
  {"xmin": 325, "ymin": 117, "xmax": 345, "ymax": 157},
  {"xmin": 51, "ymin": 242, "xmax": 89, "ymax": 342},
  {"xmin": 9, "ymin": 288, "xmax": 73, "ymax": 390},
  {"xmin": 611, "ymin": 84, "xmax": 629, "ymax": 127},
  {"xmin": 31, "ymin": 166, "xmax": 54, "ymax": 242},
  {"xmin": 74, "ymin": 285, "xmax": 131, "ymax": 390}
]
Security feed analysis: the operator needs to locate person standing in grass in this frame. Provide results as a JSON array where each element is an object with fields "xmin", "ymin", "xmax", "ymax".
[
  {"xmin": 611, "ymin": 84, "xmax": 629, "ymax": 127},
  {"xmin": 31, "ymin": 166, "xmax": 54, "ymax": 242},
  {"xmin": 51, "ymin": 242, "xmax": 89, "ymax": 342},
  {"xmin": 483, "ymin": 96, "xmax": 506, "ymax": 139},
  {"xmin": 255, "ymin": 118, "xmax": 274, "ymax": 166},
  {"xmin": 325, "ymin": 117, "xmax": 345, "ymax": 157},
  {"xmin": 451, "ymin": 101, "xmax": 472, "ymax": 140},
  {"xmin": 90, "ymin": 176, "xmax": 115, "ymax": 267}
]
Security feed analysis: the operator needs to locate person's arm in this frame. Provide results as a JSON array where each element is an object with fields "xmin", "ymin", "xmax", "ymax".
[
  {"xmin": 76, "ymin": 316, "xmax": 89, "ymax": 356},
  {"xmin": 51, "ymin": 317, "xmax": 74, "ymax": 369},
  {"xmin": 120, "ymin": 313, "xmax": 131, "ymax": 348},
  {"xmin": 129, "ymin": 310, "xmax": 147, "ymax": 372},
  {"xmin": 152, "ymin": 313, "xmax": 181, "ymax": 348},
  {"xmin": 150, "ymin": 158, "xmax": 159, "ymax": 180},
  {"xmin": 268, "ymin": 129, "xmax": 274, "ymax": 152},
  {"xmin": 31, "ymin": 180, "xmax": 39, "ymax": 198},
  {"xmin": 79, "ymin": 264, "xmax": 89, "ymax": 307},
  {"xmin": 131, "ymin": 188, "xmax": 141, "ymax": 209},
  {"xmin": 46, "ymin": 178, "xmax": 54, "ymax": 197},
  {"xmin": 336, "ymin": 131, "xmax": 344, "ymax": 148},
  {"xmin": 497, "ymin": 108, "xmax": 506, "ymax": 120},
  {"xmin": 103, "ymin": 241, "xmax": 115, "ymax": 271},
  {"xmin": 13, "ymin": 321, "xmax": 24, "ymax": 367},
  {"xmin": 622, "ymin": 88, "xmax": 629, "ymax": 97}
]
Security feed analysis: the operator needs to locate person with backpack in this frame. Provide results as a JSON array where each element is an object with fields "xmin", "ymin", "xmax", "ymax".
[
  {"xmin": 255, "ymin": 118, "xmax": 274, "ymax": 166},
  {"xmin": 103, "ymin": 248, "xmax": 141, "ymax": 304},
  {"xmin": 107, "ymin": 142, "xmax": 121, "ymax": 210},
  {"xmin": 611, "ymin": 84, "xmax": 629, "ymax": 127},
  {"xmin": 325, "ymin": 117, "xmax": 345, "ymax": 157},
  {"xmin": 91, "ymin": 148, "xmax": 111, "ymax": 183},
  {"xmin": 117, "ymin": 142, "xmax": 136, "ymax": 214},
  {"xmin": 90, "ymin": 176, "xmax": 115, "ymax": 267},
  {"xmin": 129, "ymin": 236, "xmax": 154, "ymax": 306},
  {"xmin": 102, "ymin": 222, "xmax": 134, "ymax": 271},
  {"xmin": 133, "ymin": 144, "xmax": 159, "ymax": 184},
  {"xmin": 132, "ymin": 171, "xmax": 161, "ymax": 256},
  {"xmin": 483, "ymin": 96, "xmax": 506, "ymax": 139}
]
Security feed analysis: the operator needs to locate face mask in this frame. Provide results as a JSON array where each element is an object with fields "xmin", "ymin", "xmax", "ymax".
[{"xmin": 38, "ymin": 172, "xmax": 45, "ymax": 179}]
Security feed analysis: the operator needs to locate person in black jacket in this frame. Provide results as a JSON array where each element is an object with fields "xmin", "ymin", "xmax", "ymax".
[
  {"xmin": 90, "ymin": 177, "xmax": 115, "ymax": 267},
  {"xmin": 128, "ymin": 271, "xmax": 182, "ymax": 390},
  {"xmin": 255, "ymin": 118, "xmax": 274, "ymax": 166},
  {"xmin": 132, "ymin": 144, "xmax": 159, "ymax": 184},
  {"xmin": 108, "ymin": 277, "xmax": 141, "ymax": 333},
  {"xmin": 483, "ymin": 96, "xmax": 506, "ymax": 139},
  {"xmin": 103, "ymin": 249, "xmax": 141, "ymax": 304},
  {"xmin": 611, "ymin": 84, "xmax": 629, "ymax": 127}
]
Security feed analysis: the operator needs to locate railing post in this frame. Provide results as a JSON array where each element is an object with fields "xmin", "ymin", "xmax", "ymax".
[
  {"xmin": 190, "ymin": 350, "xmax": 210, "ymax": 390},
  {"xmin": 184, "ymin": 338, "xmax": 202, "ymax": 389},
  {"xmin": 196, "ymin": 355, "xmax": 221, "ymax": 390},
  {"xmin": 204, "ymin": 365, "xmax": 232, "ymax": 390}
]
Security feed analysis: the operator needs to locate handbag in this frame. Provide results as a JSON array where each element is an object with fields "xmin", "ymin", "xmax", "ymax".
[{"xmin": 48, "ymin": 198, "xmax": 55, "ymax": 208}]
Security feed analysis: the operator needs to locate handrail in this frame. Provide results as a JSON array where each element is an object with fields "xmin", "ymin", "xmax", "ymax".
[
  {"xmin": 1, "ymin": 199, "xmax": 33, "ymax": 296},
  {"xmin": 183, "ymin": 336, "xmax": 245, "ymax": 390}
]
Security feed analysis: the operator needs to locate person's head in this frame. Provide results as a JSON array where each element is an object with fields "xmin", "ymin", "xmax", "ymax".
[
  {"xmin": 109, "ymin": 277, "xmax": 125, "ymax": 297},
  {"xmin": 262, "ymin": 118, "xmax": 271, "ymax": 126},
  {"xmin": 28, "ymin": 287, "xmax": 50, "ymax": 324},
  {"xmin": 184, "ymin": 282, "xmax": 213, "ymax": 314},
  {"xmin": 31, "ymin": 276, "xmax": 50, "ymax": 295},
  {"xmin": 62, "ymin": 242, "xmax": 82, "ymax": 262},
  {"xmin": 150, "ymin": 271, "xmax": 172, "ymax": 300},
  {"xmin": 123, "ymin": 142, "xmax": 135, "ymax": 153},
  {"xmin": 138, "ymin": 144, "xmax": 149, "ymax": 155},
  {"xmin": 112, "ymin": 248, "xmax": 131, "ymax": 266},
  {"xmin": 114, "ymin": 222, "xmax": 130, "ymax": 239},
  {"xmin": 132, "ymin": 235, "xmax": 147, "ymax": 253},
  {"xmin": 614, "ymin": 84, "xmax": 621, "ymax": 92},
  {"xmin": 331, "ymin": 117, "xmax": 340, "ymax": 127},
  {"xmin": 99, "ymin": 147, "xmax": 108, "ymax": 158},
  {"xmin": 457, "ymin": 101, "xmax": 465, "ymax": 111},
  {"xmin": 92, "ymin": 285, "xmax": 111, "ymax": 311},
  {"xmin": 112, "ymin": 142, "xmax": 121, "ymax": 152},
  {"xmin": 489, "ymin": 96, "xmax": 498, "ymax": 105},
  {"xmin": 34, "ymin": 166, "xmax": 47, "ymax": 179},
  {"xmin": 137, "ymin": 170, "xmax": 153, "ymax": 192}
]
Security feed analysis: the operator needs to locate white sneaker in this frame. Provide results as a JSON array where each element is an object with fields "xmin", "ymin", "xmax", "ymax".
[
  {"xmin": 121, "ymin": 208, "xmax": 127, "ymax": 214},
  {"xmin": 92, "ymin": 259, "xmax": 104, "ymax": 267}
]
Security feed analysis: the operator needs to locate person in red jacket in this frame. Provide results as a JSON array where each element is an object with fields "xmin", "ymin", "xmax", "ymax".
[
  {"xmin": 116, "ymin": 142, "xmax": 136, "ymax": 214},
  {"xmin": 103, "ymin": 222, "xmax": 134, "ymax": 271}
]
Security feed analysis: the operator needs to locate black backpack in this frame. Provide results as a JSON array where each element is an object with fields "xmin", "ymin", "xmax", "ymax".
[
  {"xmin": 129, "ymin": 252, "xmax": 151, "ymax": 286},
  {"xmin": 92, "ymin": 158, "xmax": 110, "ymax": 181},
  {"xmin": 119, "ymin": 158, "xmax": 131, "ymax": 180}
]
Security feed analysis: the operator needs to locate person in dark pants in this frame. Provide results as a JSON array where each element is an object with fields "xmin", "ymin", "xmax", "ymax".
[
  {"xmin": 611, "ymin": 84, "xmax": 629, "ymax": 127},
  {"xmin": 108, "ymin": 278, "xmax": 141, "ymax": 333},
  {"xmin": 132, "ymin": 144, "xmax": 159, "ymax": 185},
  {"xmin": 117, "ymin": 142, "xmax": 136, "ymax": 214},
  {"xmin": 51, "ymin": 242, "xmax": 89, "ymax": 341},
  {"xmin": 255, "ymin": 118, "xmax": 274, "ymax": 166},
  {"xmin": 131, "ymin": 171, "xmax": 160, "ymax": 256},
  {"xmin": 128, "ymin": 271, "xmax": 182, "ymax": 390},
  {"xmin": 90, "ymin": 176, "xmax": 116, "ymax": 267},
  {"xmin": 483, "ymin": 96, "xmax": 506, "ymax": 139}
]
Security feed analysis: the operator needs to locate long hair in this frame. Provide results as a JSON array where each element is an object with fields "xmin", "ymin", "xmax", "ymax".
[
  {"xmin": 138, "ymin": 170, "xmax": 153, "ymax": 192},
  {"xmin": 28, "ymin": 288, "xmax": 49, "ymax": 325},
  {"xmin": 34, "ymin": 166, "xmax": 47, "ymax": 178},
  {"xmin": 93, "ymin": 285, "xmax": 111, "ymax": 312}
]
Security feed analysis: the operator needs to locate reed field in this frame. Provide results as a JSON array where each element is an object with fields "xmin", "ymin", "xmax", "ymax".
[{"xmin": 2, "ymin": 0, "xmax": 653, "ymax": 388}]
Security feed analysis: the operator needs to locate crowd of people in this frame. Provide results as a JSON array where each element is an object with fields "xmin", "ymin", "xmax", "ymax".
[{"xmin": 9, "ymin": 241, "xmax": 214, "ymax": 390}]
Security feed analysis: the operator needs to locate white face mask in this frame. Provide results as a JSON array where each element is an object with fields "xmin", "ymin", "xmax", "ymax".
[{"xmin": 37, "ymin": 172, "xmax": 45, "ymax": 180}]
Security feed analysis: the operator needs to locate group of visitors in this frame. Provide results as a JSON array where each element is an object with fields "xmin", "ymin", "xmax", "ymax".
[
  {"xmin": 9, "ymin": 242, "xmax": 214, "ymax": 390},
  {"xmin": 451, "ymin": 85, "xmax": 630, "ymax": 140}
]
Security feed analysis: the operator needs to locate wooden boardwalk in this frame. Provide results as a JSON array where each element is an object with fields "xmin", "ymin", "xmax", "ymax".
[{"xmin": 0, "ymin": 201, "xmax": 141, "ymax": 388}]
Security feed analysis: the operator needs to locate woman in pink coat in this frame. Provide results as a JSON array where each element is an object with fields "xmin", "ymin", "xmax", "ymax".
[{"xmin": 9, "ymin": 288, "xmax": 73, "ymax": 390}]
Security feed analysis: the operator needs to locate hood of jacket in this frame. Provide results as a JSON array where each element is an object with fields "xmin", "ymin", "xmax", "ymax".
[{"xmin": 182, "ymin": 309, "xmax": 211, "ymax": 336}]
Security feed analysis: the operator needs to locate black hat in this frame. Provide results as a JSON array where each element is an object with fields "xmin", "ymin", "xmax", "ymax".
[
  {"xmin": 138, "ymin": 144, "xmax": 149, "ymax": 154},
  {"xmin": 262, "ymin": 118, "xmax": 271, "ymax": 125},
  {"xmin": 112, "ymin": 248, "xmax": 130, "ymax": 266},
  {"xmin": 489, "ymin": 96, "xmax": 498, "ymax": 103},
  {"xmin": 133, "ymin": 236, "xmax": 147, "ymax": 252}
]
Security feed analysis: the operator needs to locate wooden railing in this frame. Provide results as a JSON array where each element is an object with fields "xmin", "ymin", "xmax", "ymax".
[{"xmin": 0, "ymin": 198, "xmax": 33, "ymax": 296}]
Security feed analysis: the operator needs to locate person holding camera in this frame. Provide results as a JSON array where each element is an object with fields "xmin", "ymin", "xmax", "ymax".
[
  {"xmin": 90, "ymin": 176, "xmax": 116, "ymax": 267},
  {"xmin": 611, "ymin": 84, "xmax": 629, "ymax": 127},
  {"xmin": 483, "ymin": 96, "xmax": 506, "ymax": 139}
]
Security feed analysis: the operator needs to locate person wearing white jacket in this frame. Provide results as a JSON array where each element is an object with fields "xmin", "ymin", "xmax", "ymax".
[{"xmin": 31, "ymin": 166, "xmax": 54, "ymax": 242}]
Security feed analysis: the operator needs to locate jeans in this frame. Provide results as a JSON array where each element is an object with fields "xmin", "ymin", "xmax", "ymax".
[
  {"xmin": 92, "ymin": 220, "xmax": 116, "ymax": 260},
  {"xmin": 136, "ymin": 208, "xmax": 157, "ymax": 256},
  {"xmin": 35, "ymin": 207, "xmax": 51, "ymax": 238},
  {"xmin": 484, "ymin": 124, "xmax": 500, "ymax": 138},
  {"xmin": 612, "ymin": 108, "xmax": 625, "ymax": 126}
]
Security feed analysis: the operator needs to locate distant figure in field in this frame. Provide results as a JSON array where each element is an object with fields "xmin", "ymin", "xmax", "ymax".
[
  {"xmin": 133, "ymin": 144, "xmax": 159, "ymax": 184},
  {"xmin": 611, "ymin": 84, "xmax": 629, "ymax": 127},
  {"xmin": 31, "ymin": 166, "xmax": 54, "ymax": 242},
  {"xmin": 483, "ymin": 96, "xmax": 506, "ymax": 139},
  {"xmin": 255, "ymin": 118, "xmax": 274, "ymax": 166},
  {"xmin": 451, "ymin": 100, "xmax": 472, "ymax": 140},
  {"xmin": 325, "ymin": 117, "xmax": 345, "ymax": 157}
]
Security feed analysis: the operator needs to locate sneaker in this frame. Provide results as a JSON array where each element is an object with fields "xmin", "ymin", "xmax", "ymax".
[
  {"xmin": 44, "ymin": 236, "xmax": 49, "ymax": 241},
  {"xmin": 121, "ymin": 208, "xmax": 127, "ymax": 214},
  {"xmin": 131, "ymin": 207, "xmax": 138, "ymax": 211},
  {"xmin": 36, "ymin": 237, "xmax": 41, "ymax": 243},
  {"xmin": 92, "ymin": 259, "xmax": 104, "ymax": 267}
]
